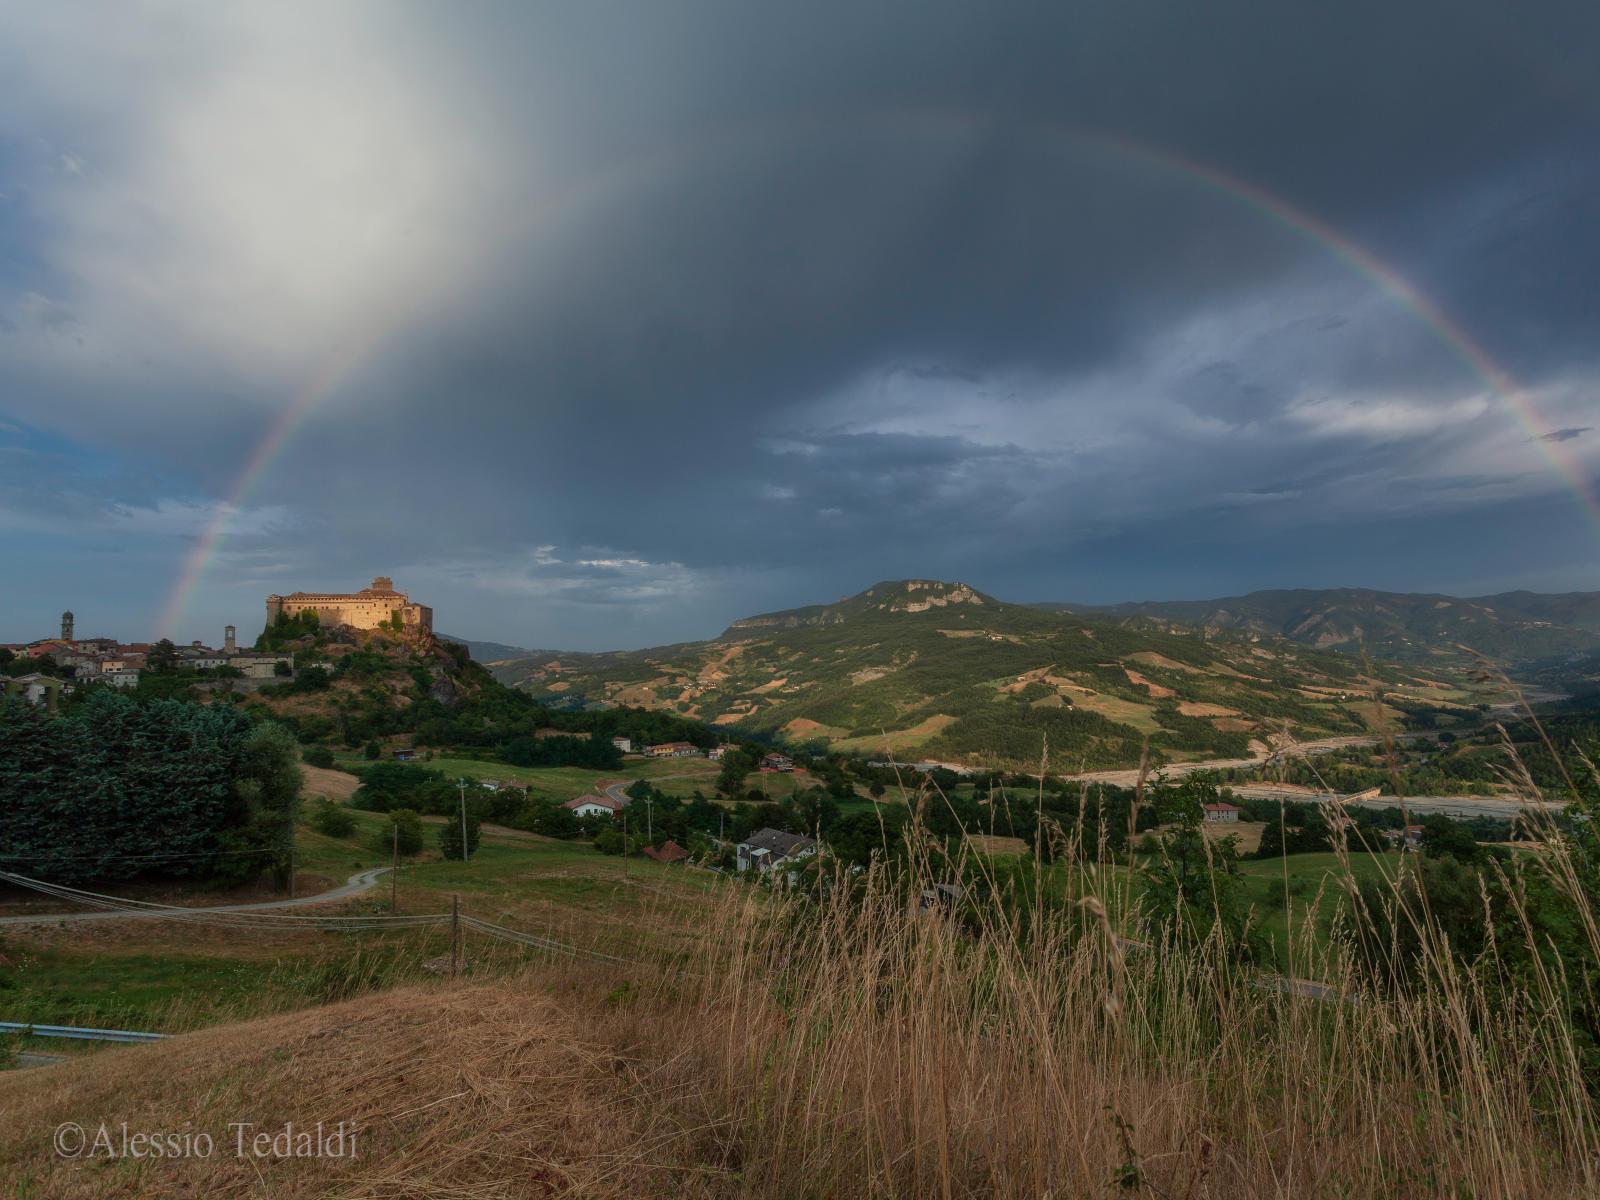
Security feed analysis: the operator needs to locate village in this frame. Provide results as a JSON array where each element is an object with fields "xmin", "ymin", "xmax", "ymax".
[{"xmin": 1, "ymin": 610, "xmax": 298, "ymax": 708}]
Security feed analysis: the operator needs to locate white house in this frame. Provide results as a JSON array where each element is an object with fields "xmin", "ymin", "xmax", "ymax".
[
  {"xmin": 565, "ymin": 794, "xmax": 624, "ymax": 819},
  {"xmin": 1202, "ymin": 803, "xmax": 1241, "ymax": 823}
]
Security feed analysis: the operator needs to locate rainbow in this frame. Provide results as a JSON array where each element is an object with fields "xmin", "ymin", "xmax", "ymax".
[
  {"xmin": 155, "ymin": 336, "xmax": 384, "ymax": 639},
  {"xmin": 1076, "ymin": 127, "xmax": 1600, "ymax": 538},
  {"xmin": 157, "ymin": 115, "xmax": 1599, "ymax": 639}
]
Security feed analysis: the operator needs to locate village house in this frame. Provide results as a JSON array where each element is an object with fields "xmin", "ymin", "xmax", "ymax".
[
  {"xmin": 736, "ymin": 827, "xmax": 817, "ymax": 873},
  {"xmin": 611, "ymin": 736, "xmax": 632, "ymax": 753},
  {"xmin": 760, "ymin": 752, "xmax": 794, "ymax": 772},
  {"xmin": 565, "ymin": 794, "xmax": 625, "ymax": 819},
  {"xmin": 1202, "ymin": 802, "xmax": 1241, "ymax": 823},
  {"xmin": 649, "ymin": 741, "xmax": 700, "ymax": 758},
  {"xmin": 3, "ymin": 673, "xmax": 71, "ymax": 709}
]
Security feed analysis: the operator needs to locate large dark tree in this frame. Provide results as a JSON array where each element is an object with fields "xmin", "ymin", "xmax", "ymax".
[{"xmin": 0, "ymin": 692, "xmax": 301, "ymax": 884}]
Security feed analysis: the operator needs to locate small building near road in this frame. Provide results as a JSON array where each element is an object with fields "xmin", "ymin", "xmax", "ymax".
[
  {"xmin": 760, "ymin": 753, "xmax": 794, "ymax": 772},
  {"xmin": 611, "ymin": 736, "xmax": 632, "ymax": 753},
  {"xmin": 1203, "ymin": 803, "xmax": 1241, "ymax": 823}
]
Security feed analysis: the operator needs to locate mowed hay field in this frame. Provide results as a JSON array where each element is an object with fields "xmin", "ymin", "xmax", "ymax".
[{"xmin": 0, "ymin": 976, "xmax": 722, "ymax": 1200}]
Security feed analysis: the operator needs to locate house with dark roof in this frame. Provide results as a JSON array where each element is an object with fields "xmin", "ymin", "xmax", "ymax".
[{"xmin": 736, "ymin": 827, "xmax": 817, "ymax": 873}]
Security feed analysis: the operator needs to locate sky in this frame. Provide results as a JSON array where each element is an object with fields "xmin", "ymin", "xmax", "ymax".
[{"xmin": 3, "ymin": 1, "xmax": 1599, "ymax": 651}]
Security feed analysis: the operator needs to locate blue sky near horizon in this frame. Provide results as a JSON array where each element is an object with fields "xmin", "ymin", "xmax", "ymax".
[{"xmin": 2, "ymin": 2, "xmax": 1599, "ymax": 652}]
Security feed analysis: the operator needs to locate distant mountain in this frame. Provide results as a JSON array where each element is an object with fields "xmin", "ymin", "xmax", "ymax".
[
  {"xmin": 436, "ymin": 633, "xmax": 555, "ymax": 665},
  {"xmin": 1032, "ymin": 588, "xmax": 1600, "ymax": 668},
  {"xmin": 488, "ymin": 580, "xmax": 1477, "ymax": 770}
]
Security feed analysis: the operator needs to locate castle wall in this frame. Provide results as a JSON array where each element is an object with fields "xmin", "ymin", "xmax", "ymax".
[{"xmin": 264, "ymin": 581, "xmax": 433, "ymax": 634}]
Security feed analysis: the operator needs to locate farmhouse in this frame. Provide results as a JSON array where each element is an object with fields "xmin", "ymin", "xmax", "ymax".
[
  {"xmin": 565, "ymin": 794, "xmax": 624, "ymax": 819},
  {"xmin": 1202, "ymin": 803, "xmax": 1241, "ymax": 823},
  {"xmin": 736, "ymin": 827, "xmax": 816, "ymax": 873}
]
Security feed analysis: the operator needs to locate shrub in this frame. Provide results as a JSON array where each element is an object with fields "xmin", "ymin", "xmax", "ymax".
[
  {"xmin": 310, "ymin": 799, "xmax": 357, "ymax": 838},
  {"xmin": 303, "ymin": 745, "xmax": 335, "ymax": 769}
]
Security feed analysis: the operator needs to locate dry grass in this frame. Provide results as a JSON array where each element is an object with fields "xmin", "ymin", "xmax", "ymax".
[
  {"xmin": 300, "ymin": 765, "xmax": 360, "ymax": 802},
  {"xmin": 6, "ymin": 711, "xmax": 1600, "ymax": 1196},
  {"xmin": 0, "ymin": 973, "xmax": 732, "ymax": 1199}
]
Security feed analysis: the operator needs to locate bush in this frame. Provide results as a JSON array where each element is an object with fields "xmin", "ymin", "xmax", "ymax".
[
  {"xmin": 303, "ymin": 745, "xmax": 335, "ymax": 769},
  {"xmin": 310, "ymin": 798, "xmax": 356, "ymax": 838},
  {"xmin": 364, "ymin": 739, "xmax": 382, "ymax": 760}
]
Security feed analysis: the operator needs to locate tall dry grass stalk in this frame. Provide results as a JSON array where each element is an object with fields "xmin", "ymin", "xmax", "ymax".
[{"xmin": 623, "ymin": 751, "xmax": 1600, "ymax": 1196}]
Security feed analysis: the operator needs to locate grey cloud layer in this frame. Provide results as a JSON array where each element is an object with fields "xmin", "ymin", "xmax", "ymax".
[{"xmin": 2, "ymin": 0, "xmax": 1598, "ymax": 646}]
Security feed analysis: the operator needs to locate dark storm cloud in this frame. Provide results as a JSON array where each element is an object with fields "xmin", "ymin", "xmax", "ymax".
[{"xmin": 3, "ymin": 0, "xmax": 1599, "ymax": 646}]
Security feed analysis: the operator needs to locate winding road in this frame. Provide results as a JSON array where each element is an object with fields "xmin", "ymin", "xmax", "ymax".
[{"xmin": 0, "ymin": 867, "xmax": 391, "ymax": 928}]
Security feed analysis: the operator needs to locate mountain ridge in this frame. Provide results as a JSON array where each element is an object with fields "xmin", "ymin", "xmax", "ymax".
[
  {"xmin": 487, "ymin": 580, "xmax": 1482, "ymax": 769},
  {"xmin": 1031, "ymin": 586, "xmax": 1600, "ymax": 667}
]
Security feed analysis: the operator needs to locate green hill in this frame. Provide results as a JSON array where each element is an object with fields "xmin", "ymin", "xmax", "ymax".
[
  {"xmin": 1035, "ymin": 587, "xmax": 1600, "ymax": 668},
  {"xmin": 490, "ymin": 580, "xmax": 1481, "ymax": 769}
]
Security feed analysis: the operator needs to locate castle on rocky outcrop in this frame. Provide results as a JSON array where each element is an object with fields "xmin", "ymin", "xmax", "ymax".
[{"xmin": 265, "ymin": 578, "xmax": 433, "ymax": 634}]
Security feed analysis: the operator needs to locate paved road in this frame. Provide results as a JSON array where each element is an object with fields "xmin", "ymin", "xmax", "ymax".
[{"xmin": 0, "ymin": 867, "xmax": 391, "ymax": 928}]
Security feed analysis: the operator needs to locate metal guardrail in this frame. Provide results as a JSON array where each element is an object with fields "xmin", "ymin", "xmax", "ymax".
[{"xmin": 0, "ymin": 1021, "xmax": 169, "ymax": 1043}]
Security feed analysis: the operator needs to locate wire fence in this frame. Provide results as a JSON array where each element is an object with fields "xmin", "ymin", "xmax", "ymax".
[{"xmin": 0, "ymin": 868, "xmax": 646, "ymax": 967}]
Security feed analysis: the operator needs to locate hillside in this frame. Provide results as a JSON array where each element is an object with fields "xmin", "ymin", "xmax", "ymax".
[
  {"xmin": 1034, "ymin": 587, "xmax": 1600, "ymax": 668},
  {"xmin": 490, "ymin": 580, "xmax": 1481, "ymax": 769}
]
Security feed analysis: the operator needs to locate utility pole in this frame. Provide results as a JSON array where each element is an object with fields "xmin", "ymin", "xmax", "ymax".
[
  {"xmin": 623, "ymin": 809, "xmax": 629, "ymax": 877},
  {"xmin": 457, "ymin": 777, "xmax": 469, "ymax": 863},
  {"xmin": 289, "ymin": 845, "xmax": 296, "ymax": 899},
  {"xmin": 450, "ymin": 893, "xmax": 459, "ymax": 978},
  {"xmin": 391, "ymin": 825, "xmax": 398, "ymax": 915},
  {"xmin": 645, "ymin": 796, "xmax": 654, "ymax": 842}
]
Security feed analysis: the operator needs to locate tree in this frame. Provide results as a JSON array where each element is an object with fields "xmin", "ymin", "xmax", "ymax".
[
  {"xmin": 1421, "ymin": 814, "xmax": 1481, "ymax": 864},
  {"xmin": 438, "ymin": 810, "xmax": 482, "ymax": 860},
  {"xmin": 303, "ymin": 745, "xmax": 335, "ymax": 769},
  {"xmin": 364, "ymin": 739, "xmax": 382, "ymax": 760},
  {"xmin": 273, "ymin": 659, "xmax": 293, "ymax": 677},
  {"xmin": 1142, "ymin": 770, "xmax": 1265, "ymax": 964},
  {"xmin": 383, "ymin": 809, "xmax": 424, "ymax": 856},
  {"xmin": 147, "ymin": 638, "xmax": 180, "ymax": 675},
  {"xmin": 716, "ymin": 748, "xmax": 757, "ymax": 797}
]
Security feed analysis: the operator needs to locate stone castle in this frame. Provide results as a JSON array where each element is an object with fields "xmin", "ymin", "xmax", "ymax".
[{"xmin": 265, "ymin": 578, "xmax": 433, "ymax": 634}]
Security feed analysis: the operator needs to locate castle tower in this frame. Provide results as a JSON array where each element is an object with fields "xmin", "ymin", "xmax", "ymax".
[
  {"xmin": 61, "ymin": 611, "xmax": 74, "ymax": 642},
  {"xmin": 225, "ymin": 625, "xmax": 236, "ymax": 653}
]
